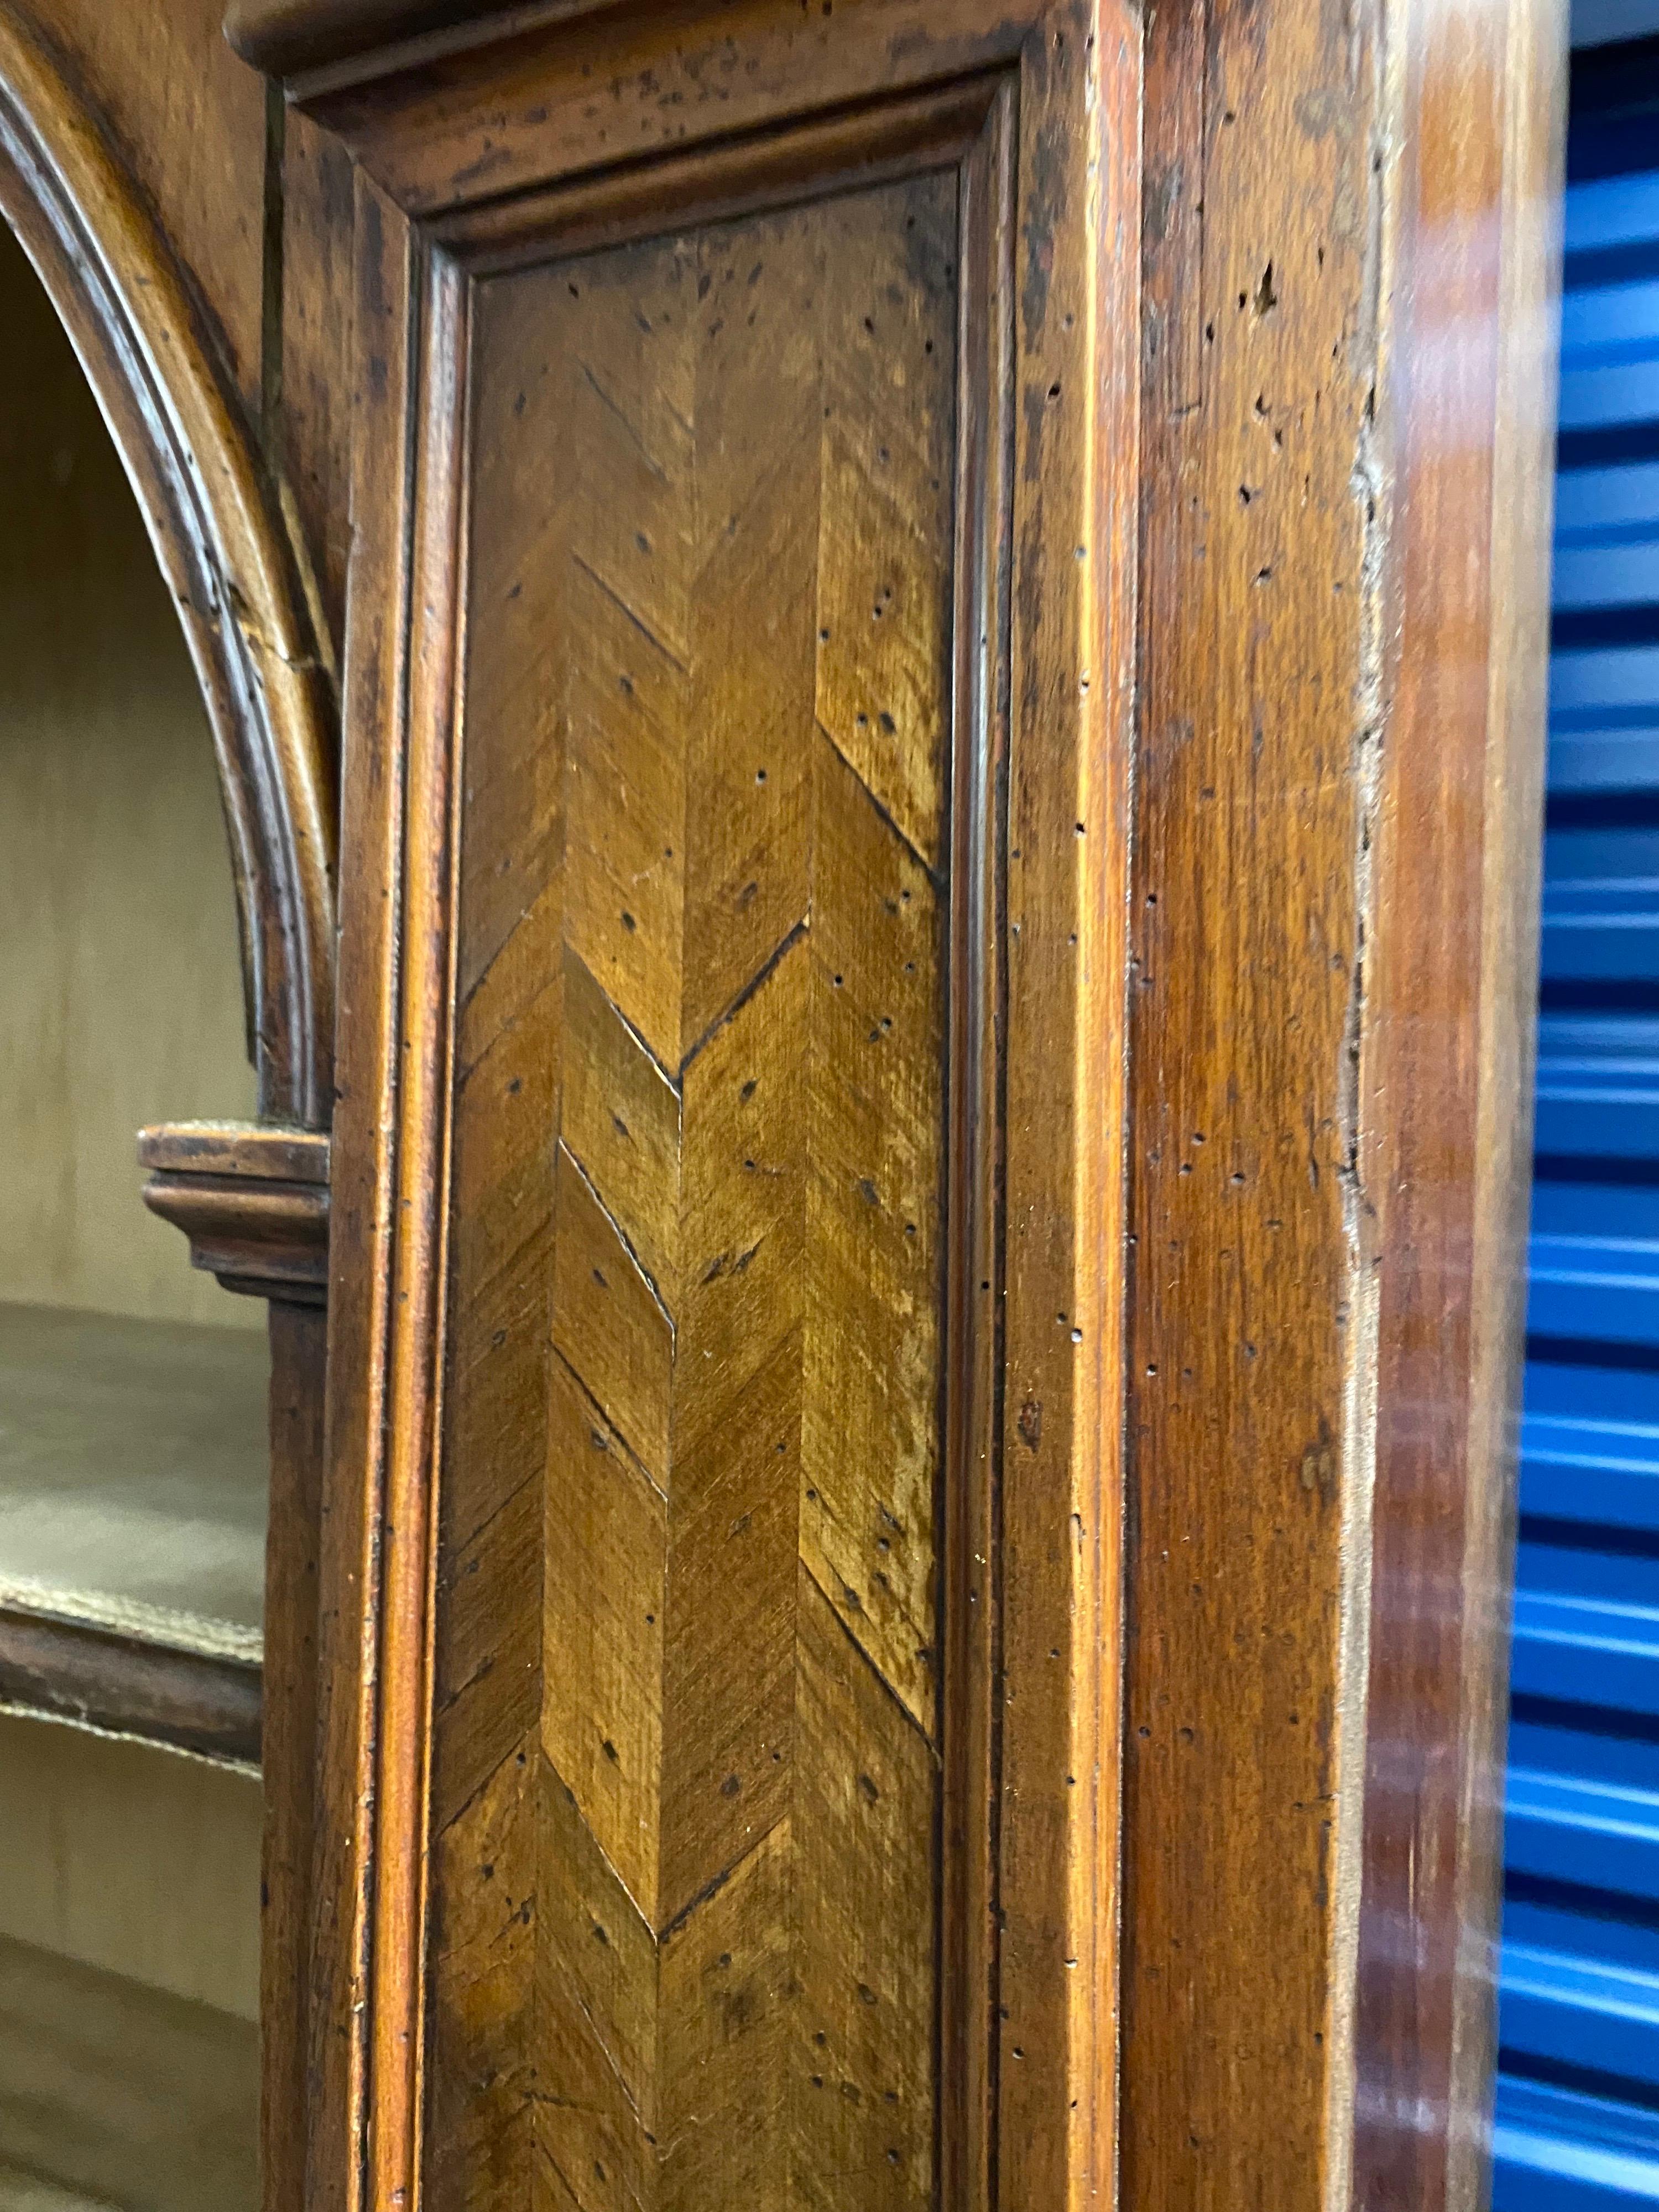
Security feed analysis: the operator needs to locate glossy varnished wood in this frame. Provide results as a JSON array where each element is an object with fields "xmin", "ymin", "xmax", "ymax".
[
  {"xmin": 1120, "ymin": 1, "xmax": 1564, "ymax": 2210},
  {"xmin": 1351, "ymin": 0, "xmax": 1566, "ymax": 2200}
]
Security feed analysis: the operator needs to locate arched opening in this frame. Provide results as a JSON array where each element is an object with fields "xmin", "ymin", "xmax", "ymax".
[{"xmin": 0, "ymin": 217, "xmax": 262, "ymax": 2205}]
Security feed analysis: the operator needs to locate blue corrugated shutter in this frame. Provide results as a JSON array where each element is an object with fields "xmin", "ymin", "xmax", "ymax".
[{"xmin": 1496, "ymin": 38, "xmax": 1659, "ymax": 2210}]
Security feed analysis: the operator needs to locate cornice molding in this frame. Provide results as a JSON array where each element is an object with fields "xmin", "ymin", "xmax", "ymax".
[{"xmin": 140, "ymin": 1122, "xmax": 331, "ymax": 1305}]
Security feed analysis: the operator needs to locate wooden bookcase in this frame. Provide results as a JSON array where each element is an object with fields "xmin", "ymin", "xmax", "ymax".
[{"xmin": 0, "ymin": 0, "xmax": 1568, "ymax": 2205}]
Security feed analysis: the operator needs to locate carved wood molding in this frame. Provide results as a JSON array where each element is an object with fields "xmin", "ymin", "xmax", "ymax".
[
  {"xmin": 140, "ymin": 1122, "xmax": 331, "ymax": 1305},
  {"xmin": 0, "ymin": 9, "xmax": 338, "ymax": 1129},
  {"xmin": 225, "ymin": 0, "xmax": 567, "ymax": 85}
]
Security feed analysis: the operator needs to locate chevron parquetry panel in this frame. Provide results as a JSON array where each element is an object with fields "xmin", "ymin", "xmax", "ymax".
[{"xmin": 430, "ymin": 171, "xmax": 958, "ymax": 2212}]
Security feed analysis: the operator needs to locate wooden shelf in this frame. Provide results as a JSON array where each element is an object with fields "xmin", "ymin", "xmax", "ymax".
[
  {"xmin": 0, "ymin": 1305, "xmax": 266, "ymax": 1766},
  {"xmin": 0, "ymin": 1934, "xmax": 257, "ymax": 2212}
]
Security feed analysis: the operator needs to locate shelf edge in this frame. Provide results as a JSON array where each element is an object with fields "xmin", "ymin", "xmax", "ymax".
[{"xmin": 0, "ymin": 1605, "xmax": 262, "ymax": 1768}]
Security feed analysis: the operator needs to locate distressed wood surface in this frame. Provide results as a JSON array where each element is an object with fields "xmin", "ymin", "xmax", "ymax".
[
  {"xmin": 0, "ymin": 23, "xmax": 346, "ymax": 2212},
  {"xmin": 1121, "ymin": 0, "xmax": 1377, "ymax": 2194},
  {"xmin": 304, "ymin": 169, "xmax": 414, "ymax": 2212},
  {"xmin": 225, "ymin": 0, "xmax": 548, "ymax": 79},
  {"xmin": 1121, "ymin": 0, "xmax": 1563, "ymax": 2208},
  {"xmin": 431, "ymin": 176, "xmax": 956, "ymax": 2211},
  {"xmin": 278, "ymin": 104, "xmax": 358, "ymax": 672},
  {"xmin": 307, "ymin": 10, "xmax": 1136, "ymax": 2206},
  {"xmin": 22, "ymin": 0, "xmax": 267, "ymax": 411},
  {"xmin": 140, "ymin": 1123, "xmax": 331, "ymax": 1303}
]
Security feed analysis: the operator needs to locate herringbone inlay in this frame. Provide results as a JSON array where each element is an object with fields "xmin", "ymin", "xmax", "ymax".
[{"xmin": 430, "ymin": 173, "xmax": 958, "ymax": 2211}]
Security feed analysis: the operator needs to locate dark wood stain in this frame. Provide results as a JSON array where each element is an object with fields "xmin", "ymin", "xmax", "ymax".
[{"xmin": 199, "ymin": 0, "xmax": 1561, "ymax": 2202}]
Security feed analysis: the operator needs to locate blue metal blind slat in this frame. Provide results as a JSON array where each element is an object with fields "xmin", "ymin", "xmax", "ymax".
[{"xmin": 1497, "ymin": 40, "xmax": 1659, "ymax": 2209}]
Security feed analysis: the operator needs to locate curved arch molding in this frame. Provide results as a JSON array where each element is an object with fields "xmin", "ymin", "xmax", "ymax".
[{"xmin": 0, "ymin": 11, "xmax": 337, "ymax": 1129}]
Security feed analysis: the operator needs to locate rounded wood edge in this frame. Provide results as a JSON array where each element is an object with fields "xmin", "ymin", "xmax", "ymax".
[
  {"xmin": 140, "ymin": 1120, "xmax": 331, "ymax": 1303},
  {"xmin": 225, "ymin": 0, "xmax": 517, "ymax": 77},
  {"xmin": 138, "ymin": 1119, "xmax": 331, "ymax": 1187},
  {"xmin": 222, "ymin": 0, "xmax": 608, "ymax": 90},
  {"xmin": 0, "ymin": 1606, "xmax": 263, "ymax": 1768},
  {"xmin": 0, "ymin": 12, "xmax": 338, "ymax": 1128}
]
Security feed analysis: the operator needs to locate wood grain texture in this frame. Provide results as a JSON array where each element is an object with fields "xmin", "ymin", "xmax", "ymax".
[
  {"xmin": 290, "ymin": 0, "xmax": 1037, "ymax": 217},
  {"xmin": 430, "ymin": 176, "xmax": 956, "ymax": 2211},
  {"xmin": 1121, "ymin": 0, "xmax": 1377, "ymax": 2192},
  {"xmin": 303, "ymin": 12, "xmax": 1135, "ymax": 2212},
  {"xmin": 248, "ymin": 0, "xmax": 1560, "ymax": 2197},
  {"xmin": 305, "ymin": 169, "xmax": 414, "ymax": 2212},
  {"xmin": 140, "ymin": 1123, "xmax": 331, "ymax": 1303},
  {"xmin": 0, "ymin": 24, "xmax": 340, "ymax": 2212},
  {"xmin": 310, "ymin": 8, "xmax": 1141, "ymax": 2194},
  {"xmin": 19, "ymin": 0, "xmax": 267, "ymax": 410},
  {"xmin": 1120, "ymin": 1, "xmax": 1562, "ymax": 2210},
  {"xmin": 278, "ymin": 105, "xmax": 358, "ymax": 670}
]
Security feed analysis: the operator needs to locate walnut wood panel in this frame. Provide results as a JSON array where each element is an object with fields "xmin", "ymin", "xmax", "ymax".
[
  {"xmin": 1350, "ymin": 0, "xmax": 1566, "ymax": 2201},
  {"xmin": 305, "ymin": 9, "xmax": 1136, "ymax": 2209},
  {"xmin": 279, "ymin": 104, "xmax": 359, "ymax": 670},
  {"xmin": 430, "ymin": 176, "xmax": 955, "ymax": 2211},
  {"xmin": 140, "ymin": 1123, "xmax": 331, "ymax": 1304},
  {"xmin": 1121, "ymin": 0, "xmax": 1376, "ymax": 2188},
  {"xmin": 236, "ymin": 0, "xmax": 1562, "ymax": 2199}
]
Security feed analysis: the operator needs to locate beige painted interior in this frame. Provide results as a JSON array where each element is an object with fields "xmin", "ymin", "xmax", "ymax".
[
  {"xmin": 0, "ymin": 220, "xmax": 259, "ymax": 1333},
  {"xmin": 0, "ymin": 1717, "xmax": 259, "ymax": 2021}
]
